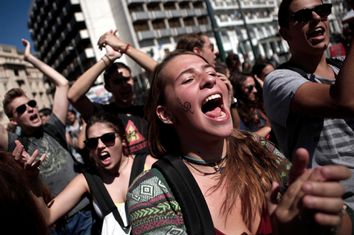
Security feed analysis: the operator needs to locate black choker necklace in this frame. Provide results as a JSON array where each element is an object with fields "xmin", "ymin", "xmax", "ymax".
[{"xmin": 182, "ymin": 155, "xmax": 227, "ymax": 176}]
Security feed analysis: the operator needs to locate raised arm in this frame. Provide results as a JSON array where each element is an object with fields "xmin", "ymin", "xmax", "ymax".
[
  {"xmin": 98, "ymin": 30, "xmax": 158, "ymax": 73},
  {"xmin": 67, "ymin": 45, "xmax": 121, "ymax": 121},
  {"xmin": 22, "ymin": 39, "xmax": 69, "ymax": 124}
]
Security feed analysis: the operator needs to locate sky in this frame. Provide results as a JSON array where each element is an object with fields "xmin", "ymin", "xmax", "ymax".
[{"xmin": 0, "ymin": 0, "xmax": 34, "ymax": 51}]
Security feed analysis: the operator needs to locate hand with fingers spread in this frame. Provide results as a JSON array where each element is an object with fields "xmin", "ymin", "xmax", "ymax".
[
  {"xmin": 12, "ymin": 140, "xmax": 46, "ymax": 176},
  {"xmin": 268, "ymin": 148, "xmax": 352, "ymax": 235}
]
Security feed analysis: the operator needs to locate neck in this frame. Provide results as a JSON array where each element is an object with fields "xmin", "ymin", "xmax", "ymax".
[
  {"xmin": 181, "ymin": 137, "xmax": 227, "ymax": 163},
  {"xmin": 290, "ymin": 53, "xmax": 335, "ymax": 79},
  {"xmin": 290, "ymin": 52, "xmax": 327, "ymax": 73}
]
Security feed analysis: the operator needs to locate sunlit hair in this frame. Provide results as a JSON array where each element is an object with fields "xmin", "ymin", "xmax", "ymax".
[
  {"xmin": 175, "ymin": 33, "xmax": 206, "ymax": 51},
  {"xmin": 146, "ymin": 50, "xmax": 283, "ymax": 227},
  {"xmin": 85, "ymin": 113, "xmax": 128, "ymax": 170},
  {"xmin": 0, "ymin": 151, "xmax": 49, "ymax": 235},
  {"xmin": 3, "ymin": 88, "xmax": 27, "ymax": 118}
]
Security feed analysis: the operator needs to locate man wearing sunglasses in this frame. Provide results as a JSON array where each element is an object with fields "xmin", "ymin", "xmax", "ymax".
[
  {"xmin": 0, "ymin": 39, "xmax": 93, "ymax": 234},
  {"xmin": 68, "ymin": 41, "xmax": 150, "ymax": 155},
  {"xmin": 263, "ymin": 0, "xmax": 354, "ymax": 211}
]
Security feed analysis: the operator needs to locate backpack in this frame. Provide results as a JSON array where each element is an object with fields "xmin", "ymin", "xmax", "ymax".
[
  {"xmin": 277, "ymin": 58, "xmax": 344, "ymax": 80},
  {"xmin": 83, "ymin": 153, "xmax": 147, "ymax": 233},
  {"xmin": 152, "ymin": 155, "xmax": 215, "ymax": 235}
]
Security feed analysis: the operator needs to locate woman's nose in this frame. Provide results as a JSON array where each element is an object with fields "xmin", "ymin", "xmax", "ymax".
[{"xmin": 201, "ymin": 73, "xmax": 216, "ymax": 89}]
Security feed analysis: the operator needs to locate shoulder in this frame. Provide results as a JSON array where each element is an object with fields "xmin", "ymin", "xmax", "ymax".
[
  {"xmin": 264, "ymin": 69, "xmax": 307, "ymax": 90},
  {"xmin": 47, "ymin": 114, "xmax": 65, "ymax": 128}
]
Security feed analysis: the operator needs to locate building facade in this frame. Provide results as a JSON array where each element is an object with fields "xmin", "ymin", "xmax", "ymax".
[
  {"xmin": 27, "ymin": 0, "xmax": 349, "ymax": 96},
  {"xmin": 0, "ymin": 44, "xmax": 52, "ymax": 126}
]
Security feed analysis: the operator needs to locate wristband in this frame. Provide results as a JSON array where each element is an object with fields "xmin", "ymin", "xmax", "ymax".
[
  {"xmin": 121, "ymin": 44, "xmax": 130, "ymax": 54},
  {"xmin": 101, "ymin": 55, "xmax": 112, "ymax": 66}
]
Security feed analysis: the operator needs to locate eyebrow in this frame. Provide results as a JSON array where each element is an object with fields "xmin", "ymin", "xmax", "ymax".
[{"xmin": 175, "ymin": 64, "xmax": 214, "ymax": 81}]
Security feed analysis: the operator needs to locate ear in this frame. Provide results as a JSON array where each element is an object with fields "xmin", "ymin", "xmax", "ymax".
[
  {"xmin": 279, "ymin": 27, "xmax": 291, "ymax": 41},
  {"xmin": 156, "ymin": 105, "xmax": 174, "ymax": 124},
  {"xmin": 9, "ymin": 118, "xmax": 18, "ymax": 126},
  {"xmin": 192, "ymin": 47, "xmax": 202, "ymax": 55}
]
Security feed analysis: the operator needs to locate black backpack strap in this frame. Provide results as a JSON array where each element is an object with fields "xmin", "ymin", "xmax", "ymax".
[
  {"xmin": 129, "ymin": 153, "xmax": 147, "ymax": 186},
  {"xmin": 326, "ymin": 57, "xmax": 344, "ymax": 69},
  {"xmin": 83, "ymin": 171, "xmax": 130, "ymax": 233},
  {"xmin": 43, "ymin": 124, "xmax": 69, "ymax": 151},
  {"xmin": 277, "ymin": 62, "xmax": 308, "ymax": 78},
  {"xmin": 153, "ymin": 155, "xmax": 215, "ymax": 235}
]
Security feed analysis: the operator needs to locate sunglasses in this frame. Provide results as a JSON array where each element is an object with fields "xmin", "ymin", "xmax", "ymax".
[
  {"xmin": 245, "ymin": 85, "xmax": 256, "ymax": 93},
  {"xmin": 290, "ymin": 3, "xmax": 332, "ymax": 24},
  {"xmin": 15, "ymin": 99, "xmax": 37, "ymax": 115},
  {"xmin": 110, "ymin": 73, "xmax": 132, "ymax": 85},
  {"xmin": 84, "ymin": 132, "xmax": 116, "ymax": 149}
]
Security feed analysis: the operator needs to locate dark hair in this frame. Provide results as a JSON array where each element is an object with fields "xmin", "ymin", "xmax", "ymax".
[
  {"xmin": 103, "ymin": 62, "xmax": 132, "ymax": 85},
  {"xmin": 251, "ymin": 59, "xmax": 274, "ymax": 78},
  {"xmin": 85, "ymin": 113, "xmax": 128, "ymax": 169},
  {"xmin": 0, "ymin": 151, "xmax": 49, "ymax": 235},
  {"xmin": 278, "ymin": 0, "xmax": 293, "ymax": 28},
  {"xmin": 3, "ymin": 88, "xmax": 27, "ymax": 118},
  {"xmin": 146, "ymin": 50, "xmax": 281, "ymax": 227},
  {"xmin": 175, "ymin": 33, "xmax": 206, "ymax": 51},
  {"xmin": 229, "ymin": 72, "xmax": 265, "ymax": 128},
  {"xmin": 39, "ymin": 107, "xmax": 52, "ymax": 116}
]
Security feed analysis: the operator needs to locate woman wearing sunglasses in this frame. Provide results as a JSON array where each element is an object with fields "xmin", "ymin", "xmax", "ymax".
[
  {"xmin": 229, "ymin": 72, "xmax": 274, "ymax": 141},
  {"xmin": 13, "ymin": 113, "xmax": 155, "ymax": 235}
]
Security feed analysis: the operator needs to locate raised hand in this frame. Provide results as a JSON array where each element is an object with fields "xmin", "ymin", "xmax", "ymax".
[
  {"xmin": 21, "ymin": 38, "xmax": 32, "ymax": 61},
  {"xmin": 12, "ymin": 140, "xmax": 45, "ymax": 176},
  {"xmin": 267, "ymin": 148, "xmax": 351, "ymax": 234}
]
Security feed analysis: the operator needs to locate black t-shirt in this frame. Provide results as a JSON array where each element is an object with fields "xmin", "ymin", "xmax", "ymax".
[{"xmin": 94, "ymin": 103, "xmax": 148, "ymax": 154}]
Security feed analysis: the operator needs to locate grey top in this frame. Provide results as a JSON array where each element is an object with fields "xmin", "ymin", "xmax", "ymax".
[
  {"xmin": 8, "ymin": 114, "xmax": 89, "ymax": 216},
  {"xmin": 263, "ymin": 68, "xmax": 354, "ymax": 209}
]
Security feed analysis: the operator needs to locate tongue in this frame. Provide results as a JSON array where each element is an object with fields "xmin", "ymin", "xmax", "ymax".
[{"xmin": 205, "ymin": 107, "xmax": 222, "ymax": 118}]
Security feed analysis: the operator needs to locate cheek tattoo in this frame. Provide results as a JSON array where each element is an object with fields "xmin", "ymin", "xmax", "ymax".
[{"xmin": 177, "ymin": 98, "xmax": 194, "ymax": 114}]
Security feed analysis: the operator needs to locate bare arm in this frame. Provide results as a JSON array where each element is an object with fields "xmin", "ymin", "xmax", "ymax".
[
  {"xmin": 22, "ymin": 39, "xmax": 69, "ymax": 124},
  {"xmin": 98, "ymin": 30, "xmax": 158, "ymax": 73},
  {"xmin": 68, "ymin": 45, "xmax": 120, "ymax": 121},
  {"xmin": 0, "ymin": 124, "xmax": 8, "ymax": 151},
  {"xmin": 291, "ymin": 37, "xmax": 354, "ymax": 118}
]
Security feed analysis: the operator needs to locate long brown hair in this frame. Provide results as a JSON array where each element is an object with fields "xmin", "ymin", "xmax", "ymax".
[
  {"xmin": 146, "ymin": 50, "xmax": 282, "ymax": 227},
  {"xmin": 0, "ymin": 151, "xmax": 49, "ymax": 235}
]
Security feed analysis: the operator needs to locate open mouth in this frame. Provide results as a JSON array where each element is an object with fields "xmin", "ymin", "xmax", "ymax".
[
  {"xmin": 201, "ymin": 94, "xmax": 225, "ymax": 118},
  {"xmin": 30, "ymin": 114, "xmax": 39, "ymax": 121},
  {"xmin": 99, "ymin": 151, "xmax": 111, "ymax": 161},
  {"xmin": 307, "ymin": 26, "xmax": 325, "ymax": 38}
]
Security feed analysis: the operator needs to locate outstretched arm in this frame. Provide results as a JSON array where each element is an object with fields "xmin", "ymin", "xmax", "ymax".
[
  {"xmin": 67, "ymin": 45, "xmax": 121, "ymax": 121},
  {"xmin": 12, "ymin": 140, "xmax": 89, "ymax": 226},
  {"xmin": 22, "ymin": 39, "xmax": 69, "ymax": 124},
  {"xmin": 98, "ymin": 30, "xmax": 158, "ymax": 74}
]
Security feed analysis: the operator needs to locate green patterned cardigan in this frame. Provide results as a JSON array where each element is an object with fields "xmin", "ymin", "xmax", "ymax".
[{"xmin": 127, "ymin": 138, "xmax": 290, "ymax": 235}]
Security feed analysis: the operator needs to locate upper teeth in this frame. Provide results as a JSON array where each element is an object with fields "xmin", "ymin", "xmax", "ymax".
[
  {"xmin": 100, "ymin": 152, "xmax": 109, "ymax": 157},
  {"xmin": 203, "ymin": 94, "xmax": 221, "ymax": 104}
]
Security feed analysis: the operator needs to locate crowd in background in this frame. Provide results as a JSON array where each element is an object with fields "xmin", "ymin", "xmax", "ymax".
[{"xmin": 1, "ymin": 0, "xmax": 354, "ymax": 234}]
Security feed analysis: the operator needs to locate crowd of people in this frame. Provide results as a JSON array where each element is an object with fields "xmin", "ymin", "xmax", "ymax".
[{"xmin": 1, "ymin": 0, "xmax": 354, "ymax": 234}]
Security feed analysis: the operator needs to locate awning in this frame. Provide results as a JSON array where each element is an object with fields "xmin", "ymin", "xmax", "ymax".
[{"xmin": 343, "ymin": 9, "xmax": 354, "ymax": 23}]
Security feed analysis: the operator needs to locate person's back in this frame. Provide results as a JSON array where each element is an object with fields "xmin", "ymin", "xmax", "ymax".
[{"xmin": 263, "ymin": 0, "xmax": 354, "ymax": 209}]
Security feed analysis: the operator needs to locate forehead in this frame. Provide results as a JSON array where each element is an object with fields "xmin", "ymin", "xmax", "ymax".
[
  {"xmin": 290, "ymin": 0, "xmax": 323, "ymax": 11},
  {"xmin": 9, "ymin": 96, "xmax": 29, "ymax": 108},
  {"xmin": 162, "ymin": 54, "xmax": 210, "ymax": 79},
  {"xmin": 87, "ymin": 122, "xmax": 114, "ymax": 136},
  {"xmin": 243, "ymin": 76, "xmax": 255, "ymax": 85},
  {"xmin": 201, "ymin": 35, "xmax": 211, "ymax": 46}
]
